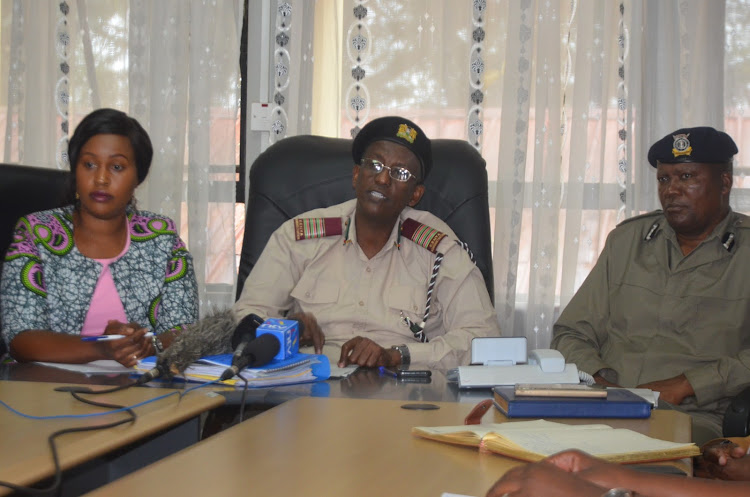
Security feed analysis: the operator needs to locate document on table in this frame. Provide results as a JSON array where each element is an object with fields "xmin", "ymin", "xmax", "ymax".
[
  {"xmin": 328, "ymin": 364, "xmax": 358, "ymax": 378},
  {"xmin": 34, "ymin": 360, "xmax": 134, "ymax": 374},
  {"xmin": 610, "ymin": 387, "xmax": 660, "ymax": 406}
]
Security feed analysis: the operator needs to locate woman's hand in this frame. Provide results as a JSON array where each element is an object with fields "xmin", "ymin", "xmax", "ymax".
[{"xmin": 99, "ymin": 321, "xmax": 154, "ymax": 367}]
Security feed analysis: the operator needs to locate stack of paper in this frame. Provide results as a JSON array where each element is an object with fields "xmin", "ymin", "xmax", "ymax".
[{"xmin": 137, "ymin": 352, "xmax": 331, "ymax": 387}]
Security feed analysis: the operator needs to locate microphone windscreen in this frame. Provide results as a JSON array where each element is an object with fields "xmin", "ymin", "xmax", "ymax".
[
  {"xmin": 159, "ymin": 308, "xmax": 237, "ymax": 372},
  {"xmin": 231, "ymin": 313, "xmax": 264, "ymax": 349},
  {"xmin": 246, "ymin": 333, "xmax": 281, "ymax": 368}
]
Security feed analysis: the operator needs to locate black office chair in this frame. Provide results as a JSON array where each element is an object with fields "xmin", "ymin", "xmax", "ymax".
[
  {"xmin": 723, "ymin": 385, "xmax": 750, "ymax": 437},
  {"xmin": 0, "ymin": 163, "xmax": 69, "ymax": 356},
  {"xmin": 237, "ymin": 135, "xmax": 494, "ymax": 303}
]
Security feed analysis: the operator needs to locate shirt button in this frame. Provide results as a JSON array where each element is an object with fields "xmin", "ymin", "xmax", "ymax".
[
  {"xmin": 366, "ymin": 267, "xmax": 371, "ymax": 273},
  {"xmin": 413, "ymin": 305, "xmax": 419, "ymax": 312},
  {"xmin": 359, "ymin": 301, "xmax": 365, "ymax": 306},
  {"xmin": 305, "ymin": 292, "xmax": 311, "ymax": 298}
]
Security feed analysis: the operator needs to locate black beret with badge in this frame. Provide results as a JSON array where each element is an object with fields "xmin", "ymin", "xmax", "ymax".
[
  {"xmin": 352, "ymin": 116, "xmax": 433, "ymax": 181},
  {"xmin": 647, "ymin": 126, "xmax": 738, "ymax": 167}
]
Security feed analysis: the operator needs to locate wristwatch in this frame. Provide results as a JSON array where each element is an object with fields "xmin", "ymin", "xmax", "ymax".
[
  {"xmin": 151, "ymin": 334, "xmax": 164, "ymax": 354},
  {"xmin": 600, "ymin": 489, "xmax": 633, "ymax": 497},
  {"xmin": 391, "ymin": 344, "xmax": 410, "ymax": 366}
]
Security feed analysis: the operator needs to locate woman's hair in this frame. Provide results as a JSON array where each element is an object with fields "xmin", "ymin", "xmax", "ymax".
[{"xmin": 64, "ymin": 108, "xmax": 153, "ymax": 204}]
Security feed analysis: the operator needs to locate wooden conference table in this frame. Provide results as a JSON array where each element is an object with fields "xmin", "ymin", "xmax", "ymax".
[
  {"xmin": 0, "ymin": 380, "xmax": 224, "ymax": 496},
  {"xmin": 0, "ymin": 360, "xmax": 475, "ymax": 406},
  {"xmin": 83, "ymin": 396, "xmax": 693, "ymax": 497}
]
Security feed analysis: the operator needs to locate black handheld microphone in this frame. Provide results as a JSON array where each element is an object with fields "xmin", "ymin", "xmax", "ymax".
[
  {"xmin": 219, "ymin": 333, "xmax": 281, "ymax": 381},
  {"xmin": 230, "ymin": 313, "xmax": 265, "ymax": 366}
]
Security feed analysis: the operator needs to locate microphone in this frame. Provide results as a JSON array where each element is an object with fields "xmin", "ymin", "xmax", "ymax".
[
  {"xmin": 135, "ymin": 355, "xmax": 171, "ymax": 385},
  {"xmin": 158, "ymin": 308, "xmax": 238, "ymax": 373},
  {"xmin": 230, "ymin": 313, "xmax": 265, "ymax": 351},
  {"xmin": 256, "ymin": 318, "xmax": 301, "ymax": 361},
  {"xmin": 229, "ymin": 313, "xmax": 265, "ymax": 368},
  {"xmin": 218, "ymin": 318, "xmax": 302, "ymax": 381},
  {"xmin": 219, "ymin": 334, "xmax": 281, "ymax": 381}
]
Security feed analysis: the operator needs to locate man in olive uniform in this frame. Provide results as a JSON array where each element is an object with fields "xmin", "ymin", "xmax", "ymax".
[
  {"xmin": 234, "ymin": 116, "xmax": 500, "ymax": 370},
  {"xmin": 552, "ymin": 126, "xmax": 750, "ymax": 444}
]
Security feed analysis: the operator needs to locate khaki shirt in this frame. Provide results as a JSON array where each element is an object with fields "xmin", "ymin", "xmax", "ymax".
[
  {"xmin": 552, "ymin": 210, "xmax": 750, "ymax": 431},
  {"xmin": 234, "ymin": 199, "xmax": 500, "ymax": 368}
]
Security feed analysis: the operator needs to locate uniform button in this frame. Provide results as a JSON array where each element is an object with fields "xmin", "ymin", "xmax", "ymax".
[
  {"xmin": 359, "ymin": 301, "xmax": 365, "ymax": 306},
  {"xmin": 366, "ymin": 267, "xmax": 371, "ymax": 273},
  {"xmin": 413, "ymin": 305, "xmax": 419, "ymax": 312},
  {"xmin": 305, "ymin": 292, "xmax": 311, "ymax": 298}
]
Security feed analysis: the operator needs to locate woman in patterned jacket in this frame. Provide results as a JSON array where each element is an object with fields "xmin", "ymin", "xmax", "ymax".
[{"xmin": 0, "ymin": 108, "xmax": 198, "ymax": 367}]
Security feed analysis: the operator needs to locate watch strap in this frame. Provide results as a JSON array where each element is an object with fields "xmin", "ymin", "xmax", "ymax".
[{"xmin": 391, "ymin": 344, "xmax": 410, "ymax": 366}]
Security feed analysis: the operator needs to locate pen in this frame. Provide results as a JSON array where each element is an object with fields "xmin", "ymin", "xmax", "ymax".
[
  {"xmin": 378, "ymin": 366, "xmax": 398, "ymax": 378},
  {"xmin": 81, "ymin": 333, "xmax": 154, "ymax": 342}
]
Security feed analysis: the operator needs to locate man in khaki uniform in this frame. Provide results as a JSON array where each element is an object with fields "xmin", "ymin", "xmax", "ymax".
[
  {"xmin": 552, "ymin": 126, "xmax": 750, "ymax": 444},
  {"xmin": 234, "ymin": 117, "xmax": 499, "ymax": 370}
]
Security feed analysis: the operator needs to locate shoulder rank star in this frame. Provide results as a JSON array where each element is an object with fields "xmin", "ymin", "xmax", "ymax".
[
  {"xmin": 672, "ymin": 133, "xmax": 692, "ymax": 158},
  {"xmin": 294, "ymin": 217, "xmax": 344, "ymax": 241}
]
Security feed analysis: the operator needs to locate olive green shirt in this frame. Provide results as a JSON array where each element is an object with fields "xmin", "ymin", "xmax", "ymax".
[
  {"xmin": 234, "ymin": 199, "xmax": 500, "ymax": 369},
  {"xmin": 552, "ymin": 210, "xmax": 750, "ymax": 432}
]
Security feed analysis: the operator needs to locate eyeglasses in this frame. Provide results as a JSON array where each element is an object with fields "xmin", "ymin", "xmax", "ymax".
[{"xmin": 359, "ymin": 158, "xmax": 418, "ymax": 183}]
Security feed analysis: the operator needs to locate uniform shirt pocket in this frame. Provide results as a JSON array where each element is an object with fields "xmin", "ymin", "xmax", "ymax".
[
  {"xmin": 291, "ymin": 276, "xmax": 340, "ymax": 308},
  {"xmin": 387, "ymin": 284, "xmax": 427, "ymax": 324}
]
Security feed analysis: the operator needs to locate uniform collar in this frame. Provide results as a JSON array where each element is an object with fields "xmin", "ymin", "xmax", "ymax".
[
  {"xmin": 346, "ymin": 205, "xmax": 414, "ymax": 256},
  {"xmin": 660, "ymin": 208, "xmax": 736, "ymax": 247}
]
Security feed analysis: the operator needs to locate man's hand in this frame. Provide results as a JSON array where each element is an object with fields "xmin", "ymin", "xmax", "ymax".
[
  {"xmin": 544, "ymin": 450, "xmax": 631, "ymax": 489},
  {"xmin": 695, "ymin": 440, "xmax": 750, "ymax": 480},
  {"xmin": 289, "ymin": 312, "xmax": 325, "ymax": 353},
  {"xmin": 485, "ymin": 455, "xmax": 607, "ymax": 497},
  {"xmin": 637, "ymin": 373, "xmax": 694, "ymax": 405},
  {"xmin": 338, "ymin": 336, "xmax": 399, "ymax": 368},
  {"xmin": 593, "ymin": 372, "xmax": 621, "ymax": 388}
]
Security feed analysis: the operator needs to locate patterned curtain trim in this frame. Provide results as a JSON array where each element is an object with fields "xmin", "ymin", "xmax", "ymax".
[
  {"xmin": 468, "ymin": 0, "xmax": 486, "ymax": 151},
  {"xmin": 347, "ymin": 1, "xmax": 370, "ymax": 138},
  {"xmin": 270, "ymin": 1, "xmax": 292, "ymax": 143},
  {"xmin": 616, "ymin": 1, "xmax": 630, "ymax": 221},
  {"xmin": 55, "ymin": 1, "xmax": 70, "ymax": 169}
]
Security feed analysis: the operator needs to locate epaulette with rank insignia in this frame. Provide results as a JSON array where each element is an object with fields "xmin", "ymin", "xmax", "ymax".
[
  {"xmin": 294, "ymin": 217, "xmax": 345, "ymax": 241},
  {"xmin": 400, "ymin": 218, "xmax": 447, "ymax": 253}
]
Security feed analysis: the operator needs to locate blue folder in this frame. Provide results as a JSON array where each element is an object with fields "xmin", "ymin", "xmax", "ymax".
[
  {"xmin": 138, "ymin": 352, "xmax": 331, "ymax": 387},
  {"xmin": 493, "ymin": 386, "xmax": 652, "ymax": 419}
]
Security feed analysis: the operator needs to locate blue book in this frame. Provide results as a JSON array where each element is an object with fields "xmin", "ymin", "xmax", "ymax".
[{"xmin": 492, "ymin": 386, "xmax": 652, "ymax": 419}]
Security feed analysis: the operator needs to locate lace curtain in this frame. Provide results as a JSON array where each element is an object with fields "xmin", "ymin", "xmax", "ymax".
[
  {"xmin": 0, "ymin": 0, "xmax": 242, "ymax": 313},
  {"xmin": 272, "ymin": 0, "xmax": 736, "ymax": 348}
]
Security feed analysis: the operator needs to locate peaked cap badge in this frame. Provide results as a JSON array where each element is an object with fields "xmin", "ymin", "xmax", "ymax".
[
  {"xmin": 672, "ymin": 133, "xmax": 692, "ymax": 158},
  {"xmin": 396, "ymin": 123, "xmax": 417, "ymax": 144}
]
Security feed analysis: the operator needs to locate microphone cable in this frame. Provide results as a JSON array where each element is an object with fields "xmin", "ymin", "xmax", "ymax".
[
  {"xmin": 237, "ymin": 373, "xmax": 250, "ymax": 423},
  {"xmin": 0, "ymin": 395, "xmax": 137, "ymax": 496},
  {"xmin": 0, "ymin": 379, "xmax": 218, "ymax": 495}
]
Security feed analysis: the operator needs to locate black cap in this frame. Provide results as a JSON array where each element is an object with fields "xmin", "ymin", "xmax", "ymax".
[
  {"xmin": 647, "ymin": 126, "xmax": 738, "ymax": 168},
  {"xmin": 352, "ymin": 116, "xmax": 433, "ymax": 181}
]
